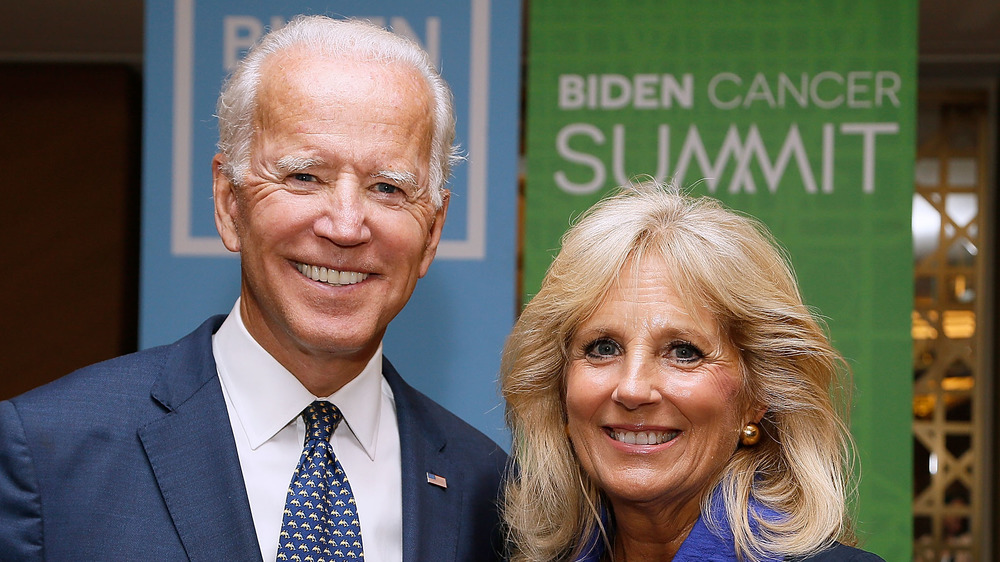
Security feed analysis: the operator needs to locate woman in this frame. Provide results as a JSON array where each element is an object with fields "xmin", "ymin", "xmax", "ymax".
[{"xmin": 501, "ymin": 183, "xmax": 883, "ymax": 561}]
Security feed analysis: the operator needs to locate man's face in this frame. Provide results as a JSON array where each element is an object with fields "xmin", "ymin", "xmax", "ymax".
[{"xmin": 213, "ymin": 50, "xmax": 447, "ymax": 375}]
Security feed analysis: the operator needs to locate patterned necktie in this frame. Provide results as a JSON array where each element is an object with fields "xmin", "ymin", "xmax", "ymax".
[{"xmin": 277, "ymin": 401, "xmax": 364, "ymax": 561}]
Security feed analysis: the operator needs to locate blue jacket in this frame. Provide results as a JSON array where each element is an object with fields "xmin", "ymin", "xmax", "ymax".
[{"xmin": 0, "ymin": 316, "xmax": 507, "ymax": 561}]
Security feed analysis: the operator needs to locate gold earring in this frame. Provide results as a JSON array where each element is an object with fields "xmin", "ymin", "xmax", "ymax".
[{"xmin": 740, "ymin": 422, "xmax": 761, "ymax": 446}]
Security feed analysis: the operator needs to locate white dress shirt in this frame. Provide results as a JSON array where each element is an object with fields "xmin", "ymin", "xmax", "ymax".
[{"xmin": 213, "ymin": 301, "xmax": 403, "ymax": 562}]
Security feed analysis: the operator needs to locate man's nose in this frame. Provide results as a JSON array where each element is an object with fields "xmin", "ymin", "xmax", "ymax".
[
  {"xmin": 611, "ymin": 356, "xmax": 661, "ymax": 410},
  {"xmin": 312, "ymin": 184, "xmax": 372, "ymax": 246}
]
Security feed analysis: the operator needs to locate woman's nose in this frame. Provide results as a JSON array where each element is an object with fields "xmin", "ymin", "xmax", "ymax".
[{"xmin": 611, "ymin": 357, "xmax": 661, "ymax": 410}]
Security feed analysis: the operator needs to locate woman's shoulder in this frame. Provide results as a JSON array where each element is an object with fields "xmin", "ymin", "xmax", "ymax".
[{"xmin": 789, "ymin": 542, "xmax": 885, "ymax": 562}]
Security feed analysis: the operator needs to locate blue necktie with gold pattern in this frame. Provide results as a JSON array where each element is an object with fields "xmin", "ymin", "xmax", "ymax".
[{"xmin": 277, "ymin": 401, "xmax": 364, "ymax": 561}]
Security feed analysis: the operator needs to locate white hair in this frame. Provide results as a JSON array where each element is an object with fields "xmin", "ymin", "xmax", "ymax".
[{"xmin": 215, "ymin": 15, "xmax": 460, "ymax": 207}]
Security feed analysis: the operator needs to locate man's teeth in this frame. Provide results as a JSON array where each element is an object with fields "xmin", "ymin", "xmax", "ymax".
[
  {"xmin": 297, "ymin": 263, "xmax": 369, "ymax": 286},
  {"xmin": 611, "ymin": 430, "xmax": 679, "ymax": 445}
]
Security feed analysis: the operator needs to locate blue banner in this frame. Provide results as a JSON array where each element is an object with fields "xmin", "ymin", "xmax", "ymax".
[{"xmin": 142, "ymin": 0, "xmax": 520, "ymax": 445}]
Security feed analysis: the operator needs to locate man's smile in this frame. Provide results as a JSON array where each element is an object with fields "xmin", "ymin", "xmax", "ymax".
[{"xmin": 296, "ymin": 262, "xmax": 370, "ymax": 286}]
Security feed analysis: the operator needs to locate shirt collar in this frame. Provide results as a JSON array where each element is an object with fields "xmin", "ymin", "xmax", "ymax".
[{"xmin": 213, "ymin": 300, "xmax": 384, "ymax": 460}]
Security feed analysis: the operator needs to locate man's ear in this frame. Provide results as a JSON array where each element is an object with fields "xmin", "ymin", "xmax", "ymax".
[
  {"xmin": 212, "ymin": 154, "xmax": 241, "ymax": 253},
  {"xmin": 418, "ymin": 189, "xmax": 450, "ymax": 278}
]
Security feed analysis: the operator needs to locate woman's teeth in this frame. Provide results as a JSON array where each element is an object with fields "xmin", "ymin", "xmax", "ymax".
[
  {"xmin": 610, "ymin": 429, "xmax": 679, "ymax": 445},
  {"xmin": 297, "ymin": 263, "xmax": 369, "ymax": 286}
]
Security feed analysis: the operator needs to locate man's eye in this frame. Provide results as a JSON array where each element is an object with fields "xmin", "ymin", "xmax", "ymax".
[
  {"xmin": 374, "ymin": 182, "xmax": 401, "ymax": 194},
  {"xmin": 291, "ymin": 173, "xmax": 318, "ymax": 182}
]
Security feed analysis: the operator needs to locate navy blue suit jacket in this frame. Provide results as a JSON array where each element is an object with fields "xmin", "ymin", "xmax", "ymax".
[{"xmin": 0, "ymin": 316, "xmax": 508, "ymax": 561}]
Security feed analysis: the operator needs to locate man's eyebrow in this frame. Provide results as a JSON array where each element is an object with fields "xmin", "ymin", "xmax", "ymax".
[
  {"xmin": 275, "ymin": 155, "xmax": 326, "ymax": 173},
  {"xmin": 374, "ymin": 169, "xmax": 418, "ymax": 186}
]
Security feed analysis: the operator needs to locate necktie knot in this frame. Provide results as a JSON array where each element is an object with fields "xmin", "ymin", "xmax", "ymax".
[{"xmin": 303, "ymin": 400, "xmax": 342, "ymax": 444}]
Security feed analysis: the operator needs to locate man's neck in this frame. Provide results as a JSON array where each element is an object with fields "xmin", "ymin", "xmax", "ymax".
[{"xmin": 236, "ymin": 301, "xmax": 381, "ymax": 396}]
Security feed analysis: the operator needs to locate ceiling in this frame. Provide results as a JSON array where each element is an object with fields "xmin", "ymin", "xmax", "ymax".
[{"xmin": 0, "ymin": 1, "xmax": 998, "ymax": 65}]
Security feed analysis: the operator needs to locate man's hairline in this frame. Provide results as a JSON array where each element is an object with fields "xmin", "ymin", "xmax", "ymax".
[{"xmin": 225, "ymin": 48, "xmax": 447, "ymax": 208}]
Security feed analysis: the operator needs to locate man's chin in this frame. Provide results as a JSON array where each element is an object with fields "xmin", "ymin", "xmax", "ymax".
[{"xmin": 292, "ymin": 322, "xmax": 385, "ymax": 359}]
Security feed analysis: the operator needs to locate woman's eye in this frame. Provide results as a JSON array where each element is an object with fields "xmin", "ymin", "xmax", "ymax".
[
  {"xmin": 585, "ymin": 338, "xmax": 621, "ymax": 359},
  {"xmin": 669, "ymin": 342, "xmax": 704, "ymax": 364}
]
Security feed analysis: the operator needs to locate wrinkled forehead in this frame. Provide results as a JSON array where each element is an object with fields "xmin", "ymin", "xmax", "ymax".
[
  {"xmin": 254, "ymin": 48, "xmax": 434, "ymax": 126},
  {"xmin": 248, "ymin": 50, "xmax": 436, "ymax": 183},
  {"xmin": 622, "ymin": 252, "xmax": 727, "ymax": 331}
]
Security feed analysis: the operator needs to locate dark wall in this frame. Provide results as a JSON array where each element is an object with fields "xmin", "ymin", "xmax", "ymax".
[{"xmin": 0, "ymin": 64, "xmax": 141, "ymax": 399}]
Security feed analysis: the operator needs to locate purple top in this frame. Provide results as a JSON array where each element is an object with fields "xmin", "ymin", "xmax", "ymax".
[{"xmin": 573, "ymin": 491, "xmax": 783, "ymax": 562}]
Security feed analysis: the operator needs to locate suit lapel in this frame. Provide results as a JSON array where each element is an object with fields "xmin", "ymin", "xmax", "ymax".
[
  {"xmin": 384, "ymin": 358, "xmax": 463, "ymax": 562},
  {"xmin": 138, "ymin": 317, "xmax": 262, "ymax": 562}
]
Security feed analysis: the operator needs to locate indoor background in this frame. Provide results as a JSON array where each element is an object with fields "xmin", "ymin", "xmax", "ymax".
[{"xmin": 1, "ymin": 1, "xmax": 998, "ymax": 560}]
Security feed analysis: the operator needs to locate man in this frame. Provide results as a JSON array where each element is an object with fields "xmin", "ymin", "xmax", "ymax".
[{"xmin": 0, "ymin": 16, "xmax": 507, "ymax": 561}]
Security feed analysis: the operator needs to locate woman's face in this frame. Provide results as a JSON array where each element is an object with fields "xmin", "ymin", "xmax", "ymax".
[{"xmin": 565, "ymin": 254, "xmax": 756, "ymax": 514}]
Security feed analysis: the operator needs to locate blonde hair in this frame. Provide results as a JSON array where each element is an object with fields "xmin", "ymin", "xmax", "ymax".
[
  {"xmin": 216, "ymin": 15, "xmax": 460, "ymax": 207},
  {"xmin": 501, "ymin": 182, "xmax": 857, "ymax": 561}
]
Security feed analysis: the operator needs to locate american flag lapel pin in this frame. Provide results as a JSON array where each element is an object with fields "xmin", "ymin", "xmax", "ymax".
[{"xmin": 426, "ymin": 472, "xmax": 447, "ymax": 489}]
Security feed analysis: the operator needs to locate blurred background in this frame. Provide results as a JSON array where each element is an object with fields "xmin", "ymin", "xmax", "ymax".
[{"xmin": 1, "ymin": 1, "xmax": 998, "ymax": 559}]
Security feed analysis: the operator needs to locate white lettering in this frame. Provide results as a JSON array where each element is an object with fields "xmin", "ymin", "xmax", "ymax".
[
  {"xmin": 875, "ymin": 71, "xmax": 901, "ymax": 107},
  {"xmin": 611, "ymin": 124, "xmax": 671, "ymax": 186},
  {"xmin": 847, "ymin": 71, "xmax": 873, "ymax": 108},
  {"xmin": 555, "ymin": 123, "xmax": 606, "ymax": 194},
  {"xmin": 223, "ymin": 16, "xmax": 264, "ymax": 70},
  {"xmin": 840, "ymin": 122, "xmax": 899, "ymax": 193},
  {"xmin": 673, "ymin": 126, "xmax": 736, "ymax": 192},
  {"xmin": 810, "ymin": 71, "xmax": 844, "ymax": 109},
  {"xmin": 559, "ymin": 75, "xmax": 585, "ymax": 109},
  {"xmin": 777, "ymin": 73, "xmax": 808, "ymax": 108},
  {"xmin": 661, "ymin": 74, "xmax": 694, "ymax": 109},
  {"xmin": 730, "ymin": 124, "xmax": 816, "ymax": 194},
  {"xmin": 708, "ymin": 73, "xmax": 741, "ymax": 110},
  {"xmin": 743, "ymin": 74, "xmax": 777, "ymax": 108},
  {"xmin": 709, "ymin": 71, "xmax": 901, "ymax": 110},
  {"xmin": 633, "ymin": 74, "xmax": 658, "ymax": 109},
  {"xmin": 822, "ymin": 123, "xmax": 835, "ymax": 193},
  {"xmin": 554, "ymin": 122, "xmax": 897, "ymax": 195},
  {"xmin": 223, "ymin": 15, "xmax": 437, "ymax": 70},
  {"xmin": 556, "ymin": 73, "xmax": 694, "ymax": 110},
  {"xmin": 601, "ymin": 74, "xmax": 632, "ymax": 110}
]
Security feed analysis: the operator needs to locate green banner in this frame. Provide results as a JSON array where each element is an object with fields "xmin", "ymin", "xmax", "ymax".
[{"xmin": 524, "ymin": 1, "xmax": 915, "ymax": 558}]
